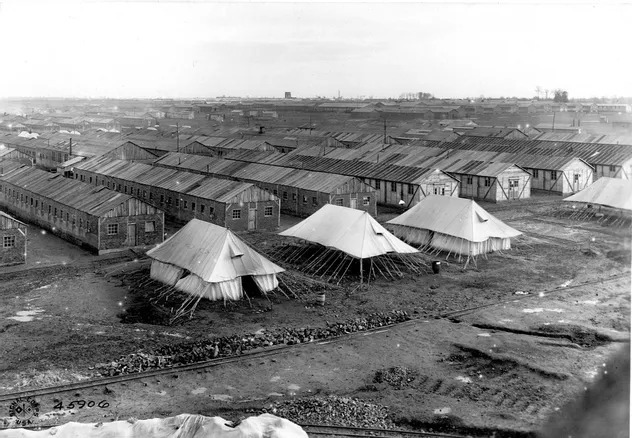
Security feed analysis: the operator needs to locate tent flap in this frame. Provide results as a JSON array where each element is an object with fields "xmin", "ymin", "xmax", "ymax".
[{"xmin": 150, "ymin": 260, "xmax": 184, "ymax": 286}]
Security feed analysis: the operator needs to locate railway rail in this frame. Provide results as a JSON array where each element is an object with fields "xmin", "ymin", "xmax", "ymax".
[
  {"xmin": 302, "ymin": 424, "xmax": 474, "ymax": 438},
  {"xmin": 0, "ymin": 272, "xmax": 626, "ymax": 405}
]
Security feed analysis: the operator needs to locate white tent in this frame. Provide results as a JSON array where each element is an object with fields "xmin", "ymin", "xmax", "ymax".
[
  {"xmin": 386, "ymin": 195, "xmax": 521, "ymax": 257},
  {"xmin": 277, "ymin": 204, "xmax": 422, "ymax": 282},
  {"xmin": 564, "ymin": 177, "xmax": 632, "ymax": 211},
  {"xmin": 279, "ymin": 204, "xmax": 418, "ymax": 258},
  {"xmin": 147, "ymin": 219, "xmax": 284, "ymax": 301}
]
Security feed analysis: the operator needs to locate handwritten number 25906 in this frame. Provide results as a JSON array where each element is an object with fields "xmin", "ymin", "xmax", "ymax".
[{"xmin": 53, "ymin": 400, "xmax": 109, "ymax": 410}]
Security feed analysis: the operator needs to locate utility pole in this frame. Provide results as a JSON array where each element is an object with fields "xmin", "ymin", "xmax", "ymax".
[
  {"xmin": 552, "ymin": 111, "xmax": 556, "ymax": 133},
  {"xmin": 176, "ymin": 122, "xmax": 180, "ymax": 152},
  {"xmin": 383, "ymin": 118, "xmax": 387, "ymax": 144}
]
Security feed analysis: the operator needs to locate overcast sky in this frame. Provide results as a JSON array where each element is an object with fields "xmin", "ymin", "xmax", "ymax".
[{"xmin": 0, "ymin": 1, "xmax": 630, "ymax": 100}]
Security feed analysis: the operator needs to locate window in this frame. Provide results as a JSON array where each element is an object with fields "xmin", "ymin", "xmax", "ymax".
[
  {"xmin": 54, "ymin": 208, "xmax": 57, "ymax": 217},
  {"xmin": 375, "ymin": 180, "xmax": 381, "ymax": 189},
  {"xmin": 145, "ymin": 221, "xmax": 155, "ymax": 233},
  {"xmin": 442, "ymin": 188, "xmax": 446, "ymax": 195},
  {"xmin": 168, "ymin": 197, "xmax": 172, "ymax": 205},
  {"xmin": 101, "ymin": 179, "xmax": 105, "ymax": 186},
  {"xmin": 124, "ymin": 186, "xmax": 128, "ymax": 194},
  {"xmin": 160, "ymin": 194, "xmax": 165, "ymax": 204},
  {"xmin": 574, "ymin": 174, "xmax": 580, "ymax": 182},
  {"xmin": 209, "ymin": 206, "xmax": 215, "ymax": 216},
  {"xmin": 232, "ymin": 209, "xmax": 241, "ymax": 219},
  {"xmin": 149, "ymin": 192, "xmax": 153, "ymax": 201},
  {"xmin": 30, "ymin": 198, "xmax": 33, "ymax": 206},
  {"xmin": 118, "ymin": 184, "xmax": 122, "ymax": 191},
  {"xmin": 191, "ymin": 202, "xmax": 196, "ymax": 211},
  {"xmin": 335, "ymin": 198, "xmax": 344, "ymax": 206},
  {"xmin": 264, "ymin": 206, "xmax": 273, "ymax": 217},
  {"xmin": 107, "ymin": 181, "xmax": 111, "ymax": 189},
  {"xmin": 3, "ymin": 236, "xmax": 15, "ymax": 248},
  {"xmin": 79, "ymin": 219, "xmax": 83, "ymax": 228},
  {"xmin": 363, "ymin": 196, "xmax": 370, "ymax": 206},
  {"xmin": 65, "ymin": 212, "xmax": 69, "ymax": 221},
  {"xmin": 292, "ymin": 193, "xmax": 297, "ymax": 201},
  {"xmin": 273, "ymin": 189, "xmax": 278, "ymax": 196},
  {"xmin": 484, "ymin": 177, "xmax": 491, "ymax": 187},
  {"xmin": 312, "ymin": 197, "xmax": 318, "ymax": 206},
  {"xmin": 283, "ymin": 191, "xmax": 288, "ymax": 200},
  {"xmin": 107, "ymin": 223, "xmax": 119, "ymax": 235},
  {"xmin": 183, "ymin": 200, "xmax": 188, "ymax": 209},
  {"xmin": 20, "ymin": 194, "xmax": 23, "ymax": 202},
  {"xmin": 175, "ymin": 199, "xmax": 180, "ymax": 207},
  {"xmin": 143, "ymin": 191, "xmax": 147, "ymax": 199},
  {"xmin": 550, "ymin": 171, "xmax": 557, "ymax": 180},
  {"xmin": 408, "ymin": 184, "xmax": 414, "ymax": 195},
  {"xmin": 200, "ymin": 204, "xmax": 205, "ymax": 213},
  {"xmin": 433, "ymin": 187, "xmax": 438, "ymax": 195},
  {"xmin": 49, "ymin": 205, "xmax": 52, "ymax": 214},
  {"xmin": 302, "ymin": 195, "xmax": 307, "ymax": 204},
  {"xmin": 89, "ymin": 176, "xmax": 93, "ymax": 184},
  {"xmin": 35, "ymin": 200, "xmax": 38, "ymax": 208},
  {"xmin": 466, "ymin": 176, "xmax": 473, "ymax": 185},
  {"xmin": 137, "ymin": 189, "xmax": 141, "ymax": 197},
  {"xmin": 609, "ymin": 165, "xmax": 616, "ymax": 172},
  {"xmin": 391, "ymin": 182, "xmax": 397, "ymax": 192}
]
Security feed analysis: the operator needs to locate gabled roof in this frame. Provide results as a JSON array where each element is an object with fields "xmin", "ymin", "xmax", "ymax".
[
  {"xmin": 0, "ymin": 166, "xmax": 146, "ymax": 217},
  {"xmin": 386, "ymin": 195, "xmax": 521, "ymax": 242},
  {"xmin": 147, "ymin": 219, "xmax": 284, "ymax": 283},
  {"xmin": 279, "ymin": 204, "xmax": 418, "ymax": 259},
  {"xmin": 564, "ymin": 177, "xmax": 632, "ymax": 211}
]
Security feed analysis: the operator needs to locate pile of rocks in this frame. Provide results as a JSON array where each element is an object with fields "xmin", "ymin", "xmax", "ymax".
[
  {"xmin": 94, "ymin": 311, "xmax": 410, "ymax": 376},
  {"xmin": 373, "ymin": 366, "xmax": 418, "ymax": 389},
  {"xmin": 263, "ymin": 395, "xmax": 392, "ymax": 428}
]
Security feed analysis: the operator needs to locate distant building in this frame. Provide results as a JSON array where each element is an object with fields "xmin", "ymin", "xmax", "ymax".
[
  {"xmin": 0, "ymin": 210, "xmax": 27, "ymax": 266},
  {"xmin": 285, "ymin": 92, "xmax": 292, "ymax": 99}
]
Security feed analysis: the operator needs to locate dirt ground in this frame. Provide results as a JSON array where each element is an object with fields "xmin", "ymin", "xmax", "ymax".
[{"xmin": 0, "ymin": 197, "xmax": 629, "ymax": 435}]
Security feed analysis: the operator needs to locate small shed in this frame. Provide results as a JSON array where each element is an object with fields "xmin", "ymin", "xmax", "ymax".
[{"xmin": 0, "ymin": 210, "xmax": 27, "ymax": 266}]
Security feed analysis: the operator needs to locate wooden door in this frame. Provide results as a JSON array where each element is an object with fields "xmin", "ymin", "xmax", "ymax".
[{"xmin": 127, "ymin": 223, "xmax": 136, "ymax": 246}]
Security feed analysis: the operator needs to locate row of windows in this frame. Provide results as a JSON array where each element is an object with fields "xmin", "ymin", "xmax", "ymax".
[
  {"xmin": 230, "ymin": 206, "xmax": 274, "ymax": 220},
  {"xmin": 464, "ymin": 176, "xmax": 492, "ymax": 187},
  {"xmin": 106, "ymin": 221, "xmax": 156, "ymax": 236},
  {"xmin": 372, "ymin": 180, "xmax": 416, "ymax": 195}
]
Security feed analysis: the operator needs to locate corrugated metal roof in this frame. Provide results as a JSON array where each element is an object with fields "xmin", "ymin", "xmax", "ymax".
[
  {"xmin": 0, "ymin": 166, "xmax": 143, "ymax": 217},
  {"xmin": 153, "ymin": 152, "xmax": 372, "ymax": 193},
  {"xmin": 74, "ymin": 156, "xmax": 271, "ymax": 203}
]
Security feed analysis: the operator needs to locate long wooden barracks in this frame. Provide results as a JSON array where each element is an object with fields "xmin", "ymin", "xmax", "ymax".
[{"xmin": 0, "ymin": 166, "xmax": 164, "ymax": 254}]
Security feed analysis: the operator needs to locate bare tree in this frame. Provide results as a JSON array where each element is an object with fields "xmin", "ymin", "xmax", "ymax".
[
  {"xmin": 544, "ymin": 89, "xmax": 550, "ymax": 100},
  {"xmin": 535, "ymin": 86, "xmax": 542, "ymax": 99}
]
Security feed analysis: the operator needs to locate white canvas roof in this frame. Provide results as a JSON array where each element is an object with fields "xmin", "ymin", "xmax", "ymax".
[
  {"xmin": 279, "ymin": 204, "xmax": 418, "ymax": 259},
  {"xmin": 386, "ymin": 195, "xmax": 521, "ymax": 242},
  {"xmin": 564, "ymin": 177, "xmax": 632, "ymax": 211},
  {"xmin": 147, "ymin": 219, "xmax": 284, "ymax": 283}
]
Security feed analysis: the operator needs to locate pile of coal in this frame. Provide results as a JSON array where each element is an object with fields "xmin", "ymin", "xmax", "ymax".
[
  {"xmin": 373, "ymin": 366, "xmax": 418, "ymax": 389},
  {"xmin": 263, "ymin": 395, "xmax": 392, "ymax": 429},
  {"xmin": 94, "ymin": 310, "xmax": 410, "ymax": 376}
]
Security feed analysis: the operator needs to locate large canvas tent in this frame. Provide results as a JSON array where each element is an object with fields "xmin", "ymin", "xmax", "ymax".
[
  {"xmin": 563, "ymin": 177, "xmax": 632, "ymax": 211},
  {"xmin": 562, "ymin": 177, "xmax": 632, "ymax": 227},
  {"xmin": 386, "ymin": 195, "xmax": 521, "ymax": 263},
  {"xmin": 275, "ymin": 204, "xmax": 424, "ymax": 282},
  {"xmin": 147, "ymin": 219, "xmax": 285, "ymax": 302}
]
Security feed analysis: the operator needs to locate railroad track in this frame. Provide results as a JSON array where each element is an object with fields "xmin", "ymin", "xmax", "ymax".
[
  {"xmin": 0, "ymin": 273, "xmax": 627, "ymax": 404},
  {"xmin": 302, "ymin": 424, "xmax": 471, "ymax": 438},
  {"xmin": 440, "ymin": 272, "xmax": 629, "ymax": 320}
]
